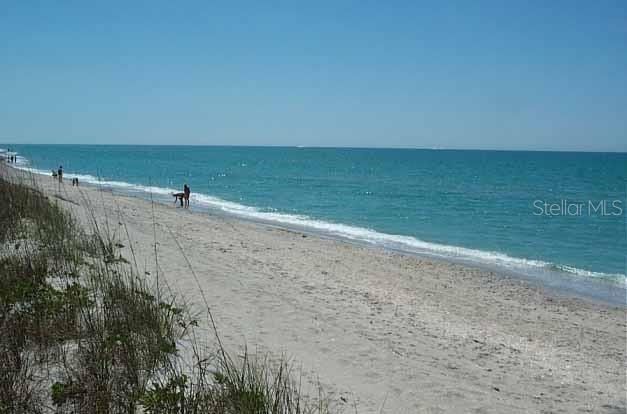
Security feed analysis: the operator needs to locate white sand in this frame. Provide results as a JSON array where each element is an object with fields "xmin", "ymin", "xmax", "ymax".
[{"xmin": 10, "ymin": 168, "xmax": 627, "ymax": 413}]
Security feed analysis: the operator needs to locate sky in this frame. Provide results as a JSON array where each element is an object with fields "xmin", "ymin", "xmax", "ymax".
[{"xmin": 1, "ymin": 1, "xmax": 626, "ymax": 151}]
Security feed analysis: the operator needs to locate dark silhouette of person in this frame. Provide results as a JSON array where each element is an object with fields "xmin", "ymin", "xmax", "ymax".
[
  {"xmin": 183, "ymin": 184, "xmax": 190, "ymax": 208},
  {"xmin": 173, "ymin": 191, "xmax": 184, "ymax": 206},
  {"xmin": 57, "ymin": 166, "xmax": 63, "ymax": 183}
]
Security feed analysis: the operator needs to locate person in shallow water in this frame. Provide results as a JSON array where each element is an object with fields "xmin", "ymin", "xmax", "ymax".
[
  {"xmin": 173, "ymin": 192, "xmax": 184, "ymax": 207},
  {"xmin": 172, "ymin": 186, "xmax": 186, "ymax": 207},
  {"xmin": 183, "ymin": 184, "xmax": 190, "ymax": 208}
]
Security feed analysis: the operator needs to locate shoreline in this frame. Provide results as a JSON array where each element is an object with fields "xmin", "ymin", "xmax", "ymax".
[
  {"xmin": 216, "ymin": 214, "xmax": 627, "ymax": 308},
  {"xmin": 3, "ymin": 164, "xmax": 626, "ymax": 413},
  {"xmin": 9, "ymin": 160, "xmax": 626, "ymax": 307}
]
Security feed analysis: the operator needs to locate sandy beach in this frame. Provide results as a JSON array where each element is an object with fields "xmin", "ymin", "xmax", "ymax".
[{"xmin": 8, "ymin": 167, "xmax": 626, "ymax": 413}]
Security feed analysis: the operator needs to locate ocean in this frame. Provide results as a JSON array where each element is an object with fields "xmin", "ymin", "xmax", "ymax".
[{"xmin": 4, "ymin": 145, "xmax": 626, "ymax": 304}]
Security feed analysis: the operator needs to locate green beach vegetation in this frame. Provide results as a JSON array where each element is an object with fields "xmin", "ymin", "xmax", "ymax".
[{"xmin": 0, "ymin": 171, "xmax": 330, "ymax": 413}]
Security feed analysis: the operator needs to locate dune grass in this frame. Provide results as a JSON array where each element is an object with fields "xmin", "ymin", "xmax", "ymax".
[{"xmin": 0, "ymin": 172, "xmax": 331, "ymax": 414}]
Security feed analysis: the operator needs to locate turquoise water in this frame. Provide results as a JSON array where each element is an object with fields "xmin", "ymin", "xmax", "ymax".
[{"xmin": 4, "ymin": 145, "xmax": 626, "ymax": 302}]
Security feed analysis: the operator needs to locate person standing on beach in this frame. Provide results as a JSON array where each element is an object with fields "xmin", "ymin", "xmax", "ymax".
[
  {"xmin": 57, "ymin": 166, "xmax": 63, "ymax": 183},
  {"xmin": 183, "ymin": 184, "xmax": 190, "ymax": 208}
]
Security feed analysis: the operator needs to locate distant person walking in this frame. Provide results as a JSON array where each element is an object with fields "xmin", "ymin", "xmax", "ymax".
[
  {"xmin": 183, "ymin": 184, "xmax": 191, "ymax": 208},
  {"xmin": 57, "ymin": 166, "xmax": 63, "ymax": 183}
]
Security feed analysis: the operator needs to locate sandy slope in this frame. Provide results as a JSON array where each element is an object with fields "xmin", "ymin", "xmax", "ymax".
[{"xmin": 9, "ymin": 168, "xmax": 626, "ymax": 413}]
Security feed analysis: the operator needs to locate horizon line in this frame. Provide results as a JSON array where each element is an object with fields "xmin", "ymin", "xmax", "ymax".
[{"xmin": 1, "ymin": 142, "xmax": 626, "ymax": 154}]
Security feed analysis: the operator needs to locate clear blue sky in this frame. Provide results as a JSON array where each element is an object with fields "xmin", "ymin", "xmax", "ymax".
[{"xmin": 1, "ymin": 1, "xmax": 626, "ymax": 151}]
